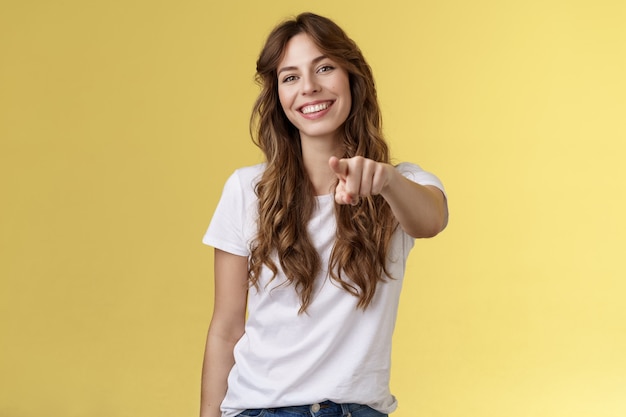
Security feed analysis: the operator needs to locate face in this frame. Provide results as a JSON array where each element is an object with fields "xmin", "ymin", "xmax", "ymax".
[{"xmin": 276, "ymin": 33, "xmax": 351, "ymax": 144}]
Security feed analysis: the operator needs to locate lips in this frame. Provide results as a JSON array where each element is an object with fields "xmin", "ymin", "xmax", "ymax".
[{"xmin": 299, "ymin": 101, "xmax": 333, "ymax": 115}]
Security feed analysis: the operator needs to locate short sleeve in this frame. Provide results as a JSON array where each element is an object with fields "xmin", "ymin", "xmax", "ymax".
[
  {"xmin": 202, "ymin": 171, "xmax": 251, "ymax": 257},
  {"xmin": 396, "ymin": 162, "xmax": 447, "ymax": 198}
]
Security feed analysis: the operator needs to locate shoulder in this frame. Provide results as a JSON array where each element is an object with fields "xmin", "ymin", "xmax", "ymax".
[
  {"xmin": 232, "ymin": 162, "xmax": 266, "ymax": 182},
  {"xmin": 395, "ymin": 161, "xmax": 425, "ymax": 176},
  {"xmin": 223, "ymin": 163, "xmax": 266, "ymax": 193},
  {"xmin": 394, "ymin": 161, "xmax": 434, "ymax": 180},
  {"xmin": 394, "ymin": 161, "xmax": 446, "ymax": 195}
]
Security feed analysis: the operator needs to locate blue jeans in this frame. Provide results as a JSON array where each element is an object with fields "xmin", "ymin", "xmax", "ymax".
[{"xmin": 236, "ymin": 400, "xmax": 388, "ymax": 417}]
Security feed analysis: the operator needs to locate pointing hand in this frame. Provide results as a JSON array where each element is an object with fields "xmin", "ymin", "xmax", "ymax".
[{"xmin": 329, "ymin": 156, "xmax": 392, "ymax": 205}]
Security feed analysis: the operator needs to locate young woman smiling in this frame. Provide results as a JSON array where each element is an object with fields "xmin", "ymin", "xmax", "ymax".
[{"xmin": 200, "ymin": 12, "xmax": 448, "ymax": 417}]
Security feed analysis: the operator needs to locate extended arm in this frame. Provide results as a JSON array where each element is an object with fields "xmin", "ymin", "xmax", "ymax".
[
  {"xmin": 200, "ymin": 249, "xmax": 248, "ymax": 417},
  {"xmin": 380, "ymin": 169, "xmax": 447, "ymax": 238},
  {"xmin": 329, "ymin": 156, "xmax": 448, "ymax": 238}
]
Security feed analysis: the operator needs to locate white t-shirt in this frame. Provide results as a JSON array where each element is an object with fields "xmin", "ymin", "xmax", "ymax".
[{"xmin": 203, "ymin": 162, "xmax": 445, "ymax": 417}]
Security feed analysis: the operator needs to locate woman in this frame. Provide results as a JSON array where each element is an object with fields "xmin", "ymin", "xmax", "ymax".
[{"xmin": 200, "ymin": 12, "xmax": 448, "ymax": 417}]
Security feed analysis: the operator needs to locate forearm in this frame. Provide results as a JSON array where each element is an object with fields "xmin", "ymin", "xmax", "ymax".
[
  {"xmin": 200, "ymin": 325, "xmax": 241, "ymax": 417},
  {"xmin": 381, "ymin": 167, "xmax": 447, "ymax": 238}
]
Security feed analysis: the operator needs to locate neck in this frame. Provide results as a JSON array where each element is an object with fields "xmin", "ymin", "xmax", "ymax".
[{"xmin": 300, "ymin": 134, "xmax": 343, "ymax": 196}]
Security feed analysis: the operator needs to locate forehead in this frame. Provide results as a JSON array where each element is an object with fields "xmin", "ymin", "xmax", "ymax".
[{"xmin": 278, "ymin": 33, "xmax": 325, "ymax": 68}]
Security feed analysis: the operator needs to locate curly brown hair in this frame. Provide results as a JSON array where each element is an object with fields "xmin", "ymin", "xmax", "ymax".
[{"xmin": 249, "ymin": 12, "xmax": 398, "ymax": 313}]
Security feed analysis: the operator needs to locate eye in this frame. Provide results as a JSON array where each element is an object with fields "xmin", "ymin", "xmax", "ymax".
[
  {"xmin": 282, "ymin": 75, "xmax": 298, "ymax": 83},
  {"xmin": 317, "ymin": 65, "xmax": 334, "ymax": 73}
]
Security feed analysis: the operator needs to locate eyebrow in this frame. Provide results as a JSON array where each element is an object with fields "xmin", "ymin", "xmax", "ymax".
[{"xmin": 277, "ymin": 55, "xmax": 328, "ymax": 76}]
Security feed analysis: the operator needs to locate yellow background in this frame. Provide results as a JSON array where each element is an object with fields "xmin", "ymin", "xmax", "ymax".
[{"xmin": 1, "ymin": 0, "xmax": 625, "ymax": 416}]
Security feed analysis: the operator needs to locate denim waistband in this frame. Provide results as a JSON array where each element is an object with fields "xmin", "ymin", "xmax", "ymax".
[
  {"xmin": 241, "ymin": 400, "xmax": 384, "ymax": 416},
  {"xmin": 274, "ymin": 400, "xmax": 350, "ymax": 414}
]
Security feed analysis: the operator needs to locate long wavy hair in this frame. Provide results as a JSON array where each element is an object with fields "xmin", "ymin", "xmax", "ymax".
[{"xmin": 249, "ymin": 12, "xmax": 398, "ymax": 313}]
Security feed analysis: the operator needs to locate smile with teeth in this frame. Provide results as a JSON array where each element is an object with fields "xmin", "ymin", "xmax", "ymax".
[{"xmin": 300, "ymin": 102, "xmax": 332, "ymax": 114}]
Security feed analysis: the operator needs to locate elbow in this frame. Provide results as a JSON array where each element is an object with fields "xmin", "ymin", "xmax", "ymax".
[
  {"xmin": 408, "ymin": 207, "xmax": 448, "ymax": 239},
  {"xmin": 421, "ymin": 226, "xmax": 443, "ymax": 239},
  {"xmin": 409, "ymin": 223, "xmax": 443, "ymax": 239},
  {"xmin": 405, "ymin": 223, "xmax": 441, "ymax": 239}
]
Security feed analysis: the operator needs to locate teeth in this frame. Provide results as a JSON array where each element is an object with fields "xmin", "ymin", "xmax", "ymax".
[{"xmin": 301, "ymin": 102, "xmax": 330, "ymax": 114}]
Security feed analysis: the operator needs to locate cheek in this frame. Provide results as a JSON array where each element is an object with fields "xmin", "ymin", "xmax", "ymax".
[
  {"xmin": 277, "ymin": 89, "xmax": 299, "ymax": 126},
  {"xmin": 336, "ymin": 74, "xmax": 352, "ymax": 106},
  {"xmin": 345, "ymin": 86, "xmax": 352, "ymax": 106},
  {"xmin": 277, "ymin": 88, "xmax": 291, "ymax": 112},
  {"xmin": 341, "ymin": 85, "xmax": 352, "ymax": 115}
]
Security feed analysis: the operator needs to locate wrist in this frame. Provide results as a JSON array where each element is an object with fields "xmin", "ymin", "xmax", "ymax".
[{"xmin": 380, "ymin": 163, "xmax": 398, "ymax": 196}]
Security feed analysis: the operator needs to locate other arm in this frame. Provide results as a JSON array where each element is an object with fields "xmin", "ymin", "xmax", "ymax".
[{"xmin": 200, "ymin": 249, "xmax": 248, "ymax": 417}]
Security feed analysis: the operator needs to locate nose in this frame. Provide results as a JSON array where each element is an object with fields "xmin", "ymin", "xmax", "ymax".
[{"xmin": 301, "ymin": 74, "xmax": 320, "ymax": 95}]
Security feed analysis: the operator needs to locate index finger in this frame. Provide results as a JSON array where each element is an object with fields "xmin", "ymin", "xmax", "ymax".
[{"xmin": 329, "ymin": 156, "xmax": 349, "ymax": 179}]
